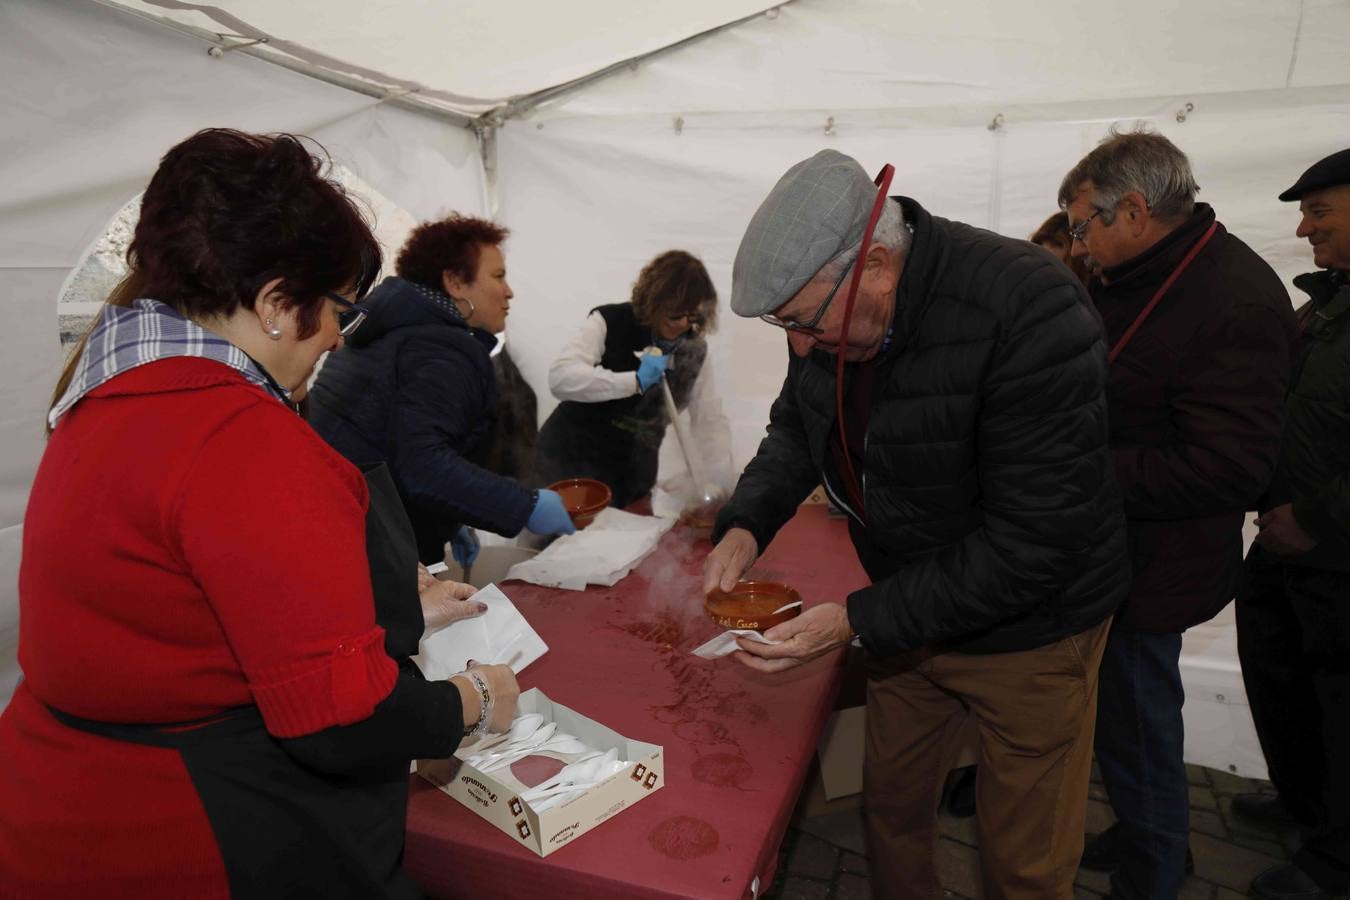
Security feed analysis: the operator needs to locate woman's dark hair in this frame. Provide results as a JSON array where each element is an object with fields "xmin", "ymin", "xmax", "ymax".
[
  {"xmin": 51, "ymin": 128, "xmax": 381, "ymax": 420},
  {"xmin": 1029, "ymin": 211, "xmax": 1090, "ymax": 285},
  {"xmin": 631, "ymin": 250, "xmax": 718, "ymax": 336},
  {"xmin": 396, "ymin": 215, "xmax": 509, "ymax": 291}
]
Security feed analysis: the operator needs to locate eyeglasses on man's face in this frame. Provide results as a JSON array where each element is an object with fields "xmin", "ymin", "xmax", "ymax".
[
  {"xmin": 324, "ymin": 292, "xmax": 367, "ymax": 337},
  {"xmin": 1068, "ymin": 207, "xmax": 1106, "ymax": 244},
  {"xmin": 759, "ymin": 259, "xmax": 853, "ymax": 336}
]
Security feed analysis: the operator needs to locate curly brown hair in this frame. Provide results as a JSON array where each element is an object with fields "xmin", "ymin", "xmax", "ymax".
[
  {"xmin": 630, "ymin": 250, "xmax": 718, "ymax": 336},
  {"xmin": 396, "ymin": 215, "xmax": 509, "ymax": 291}
]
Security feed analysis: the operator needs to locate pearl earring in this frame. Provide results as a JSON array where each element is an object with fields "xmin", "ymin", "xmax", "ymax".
[{"xmin": 265, "ymin": 318, "xmax": 282, "ymax": 340}]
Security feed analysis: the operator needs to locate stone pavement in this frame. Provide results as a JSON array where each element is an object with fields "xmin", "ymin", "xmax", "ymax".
[{"xmin": 762, "ymin": 762, "xmax": 1304, "ymax": 899}]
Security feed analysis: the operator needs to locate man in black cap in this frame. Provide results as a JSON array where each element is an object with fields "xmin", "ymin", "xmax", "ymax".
[
  {"xmin": 702, "ymin": 149, "xmax": 1130, "ymax": 899},
  {"xmin": 1235, "ymin": 147, "xmax": 1350, "ymax": 900}
]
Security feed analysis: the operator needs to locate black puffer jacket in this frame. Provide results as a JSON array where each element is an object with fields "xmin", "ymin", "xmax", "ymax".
[
  {"xmin": 1264, "ymin": 268, "xmax": 1350, "ymax": 572},
  {"xmin": 714, "ymin": 198, "xmax": 1130, "ymax": 656},
  {"xmin": 308, "ymin": 277, "xmax": 535, "ymax": 564}
]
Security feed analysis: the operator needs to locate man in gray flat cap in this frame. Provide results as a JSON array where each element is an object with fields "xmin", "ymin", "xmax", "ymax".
[
  {"xmin": 1234, "ymin": 147, "xmax": 1350, "ymax": 900},
  {"xmin": 702, "ymin": 149, "xmax": 1131, "ymax": 899}
]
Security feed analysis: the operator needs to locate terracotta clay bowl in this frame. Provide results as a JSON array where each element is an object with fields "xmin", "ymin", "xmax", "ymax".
[
  {"xmin": 548, "ymin": 478, "xmax": 612, "ymax": 530},
  {"xmin": 704, "ymin": 580, "xmax": 802, "ymax": 631}
]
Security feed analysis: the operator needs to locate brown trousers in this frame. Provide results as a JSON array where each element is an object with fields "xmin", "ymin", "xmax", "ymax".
[{"xmin": 863, "ymin": 618, "xmax": 1110, "ymax": 900}]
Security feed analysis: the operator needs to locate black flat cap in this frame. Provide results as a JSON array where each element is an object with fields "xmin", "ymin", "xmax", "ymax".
[{"xmin": 1279, "ymin": 148, "xmax": 1350, "ymax": 201}]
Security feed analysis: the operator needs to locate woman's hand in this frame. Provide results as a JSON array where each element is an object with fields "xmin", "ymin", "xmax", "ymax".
[
  {"xmin": 451, "ymin": 663, "xmax": 521, "ymax": 734},
  {"xmin": 420, "ymin": 577, "xmax": 485, "ymax": 635}
]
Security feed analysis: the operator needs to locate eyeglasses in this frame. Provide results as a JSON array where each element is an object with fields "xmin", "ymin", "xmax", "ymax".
[
  {"xmin": 1068, "ymin": 208, "xmax": 1104, "ymax": 244},
  {"xmin": 665, "ymin": 310, "xmax": 705, "ymax": 328},
  {"xmin": 324, "ymin": 292, "xmax": 367, "ymax": 337},
  {"xmin": 759, "ymin": 260, "xmax": 852, "ymax": 336},
  {"xmin": 759, "ymin": 162, "xmax": 895, "ymax": 338}
]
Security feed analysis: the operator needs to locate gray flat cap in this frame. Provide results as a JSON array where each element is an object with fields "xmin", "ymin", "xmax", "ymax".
[{"xmin": 731, "ymin": 149, "xmax": 876, "ymax": 317}]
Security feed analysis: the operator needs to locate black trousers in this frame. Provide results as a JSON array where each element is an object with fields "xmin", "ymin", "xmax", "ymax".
[{"xmin": 1237, "ymin": 550, "xmax": 1350, "ymax": 891}]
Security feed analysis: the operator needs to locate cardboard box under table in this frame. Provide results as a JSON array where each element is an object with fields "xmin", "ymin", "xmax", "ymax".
[{"xmin": 417, "ymin": 688, "xmax": 663, "ymax": 858}]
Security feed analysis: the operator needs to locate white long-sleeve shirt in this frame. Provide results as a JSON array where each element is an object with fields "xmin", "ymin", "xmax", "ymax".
[{"xmin": 548, "ymin": 310, "xmax": 734, "ymax": 493}]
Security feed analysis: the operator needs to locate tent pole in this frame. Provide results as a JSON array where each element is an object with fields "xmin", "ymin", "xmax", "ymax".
[{"xmin": 91, "ymin": 0, "xmax": 480, "ymax": 131}]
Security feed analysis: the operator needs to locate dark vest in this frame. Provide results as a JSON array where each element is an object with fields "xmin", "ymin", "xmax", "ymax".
[
  {"xmin": 532, "ymin": 303, "xmax": 708, "ymax": 507},
  {"xmin": 562, "ymin": 303, "xmax": 706, "ymax": 445}
]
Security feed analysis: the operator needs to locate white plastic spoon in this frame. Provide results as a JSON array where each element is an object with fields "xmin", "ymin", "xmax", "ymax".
[
  {"xmin": 519, "ymin": 751, "xmax": 609, "ymax": 801},
  {"xmin": 479, "ymin": 734, "xmax": 591, "ymax": 773},
  {"xmin": 463, "ymin": 713, "xmax": 542, "ymax": 755},
  {"xmin": 526, "ymin": 749, "xmax": 624, "ymax": 810},
  {"xmin": 466, "ymin": 721, "xmax": 557, "ymax": 766}
]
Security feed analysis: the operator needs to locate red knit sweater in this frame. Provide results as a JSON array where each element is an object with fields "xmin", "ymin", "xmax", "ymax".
[{"xmin": 0, "ymin": 358, "xmax": 398, "ymax": 897}]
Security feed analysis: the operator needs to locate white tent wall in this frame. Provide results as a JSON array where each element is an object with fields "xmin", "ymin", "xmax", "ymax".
[
  {"xmin": 0, "ymin": 0, "xmax": 487, "ymax": 706},
  {"xmin": 2, "ymin": 0, "xmax": 1348, "ymax": 776},
  {"xmin": 496, "ymin": 45, "xmax": 1350, "ymax": 782}
]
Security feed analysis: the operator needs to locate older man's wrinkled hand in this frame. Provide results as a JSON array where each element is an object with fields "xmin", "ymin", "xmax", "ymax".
[
  {"xmin": 702, "ymin": 527, "xmax": 758, "ymax": 595},
  {"xmin": 732, "ymin": 602, "xmax": 854, "ymax": 673}
]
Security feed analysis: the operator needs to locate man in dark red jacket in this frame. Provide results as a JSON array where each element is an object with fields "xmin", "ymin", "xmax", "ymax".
[{"xmin": 1060, "ymin": 129, "xmax": 1299, "ymax": 900}]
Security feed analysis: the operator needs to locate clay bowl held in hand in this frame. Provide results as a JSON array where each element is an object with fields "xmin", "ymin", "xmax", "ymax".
[
  {"xmin": 548, "ymin": 478, "xmax": 612, "ymax": 530},
  {"xmin": 704, "ymin": 581, "xmax": 802, "ymax": 632}
]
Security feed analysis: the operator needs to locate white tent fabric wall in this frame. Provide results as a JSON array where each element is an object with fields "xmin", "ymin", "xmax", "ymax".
[
  {"xmin": 0, "ymin": 0, "xmax": 488, "ymax": 706},
  {"xmin": 3, "ymin": 0, "xmax": 1350, "ymax": 777},
  {"xmin": 493, "ymin": 114, "xmax": 1343, "ymax": 779},
  {"xmin": 491, "ymin": 2, "xmax": 1350, "ymax": 779}
]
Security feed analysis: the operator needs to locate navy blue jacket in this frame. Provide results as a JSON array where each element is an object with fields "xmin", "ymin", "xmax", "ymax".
[{"xmin": 308, "ymin": 277, "xmax": 535, "ymax": 563}]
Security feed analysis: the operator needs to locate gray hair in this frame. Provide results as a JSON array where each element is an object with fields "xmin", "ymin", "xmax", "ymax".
[
  {"xmin": 816, "ymin": 197, "xmax": 910, "ymax": 282},
  {"xmin": 1057, "ymin": 125, "xmax": 1200, "ymax": 224}
]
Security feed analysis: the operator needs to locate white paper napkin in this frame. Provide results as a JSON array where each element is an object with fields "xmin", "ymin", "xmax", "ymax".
[
  {"xmin": 691, "ymin": 629, "xmax": 782, "ymax": 659},
  {"xmin": 413, "ymin": 584, "xmax": 548, "ymax": 679},
  {"xmin": 503, "ymin": 507, "xmax": 676, "ymax": 591}
]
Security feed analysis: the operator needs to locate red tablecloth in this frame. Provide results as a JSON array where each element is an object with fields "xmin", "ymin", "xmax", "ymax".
[{"xmin": 404, "ymin": 504, "xmax": 869, "ymax": 899}]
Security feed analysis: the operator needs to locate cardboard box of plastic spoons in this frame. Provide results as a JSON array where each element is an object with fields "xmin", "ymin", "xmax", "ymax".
[{"xmin": 417, "ymin": 687, "xmax": 664, "ymax": 857}]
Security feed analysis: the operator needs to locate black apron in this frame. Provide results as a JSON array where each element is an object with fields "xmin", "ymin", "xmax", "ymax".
[{"xmin": 47, "ymin": 463, "xmax": 425, "ymax": 899}]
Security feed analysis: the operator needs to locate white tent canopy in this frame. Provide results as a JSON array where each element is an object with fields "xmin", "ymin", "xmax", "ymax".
[{"xmin": 4, "ymin": 0, "xmax": 1349, "ymax": 777}]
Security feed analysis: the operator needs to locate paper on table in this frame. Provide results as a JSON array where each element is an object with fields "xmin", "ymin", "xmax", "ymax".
[
  {"xmin": 504, "ymin": 506, "xmax": 675, "ymax": 591},
  {"xmin": 691, "ymin": 629, "xmax": 782, "ymax": 660},
  {"xmin": 413, "ymin": 584, "xmax": 547, "ymax": 679}
]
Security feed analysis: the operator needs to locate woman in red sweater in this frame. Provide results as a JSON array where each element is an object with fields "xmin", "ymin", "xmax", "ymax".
[{"xmin": 0, "ymin": 129, "xmax": 518, "ymax": 898}]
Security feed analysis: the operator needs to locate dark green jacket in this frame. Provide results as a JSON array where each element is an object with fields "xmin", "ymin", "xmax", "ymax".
[
  {"xmin": 1266, "ymin": 269, "xmax": 1350, "ymax": 571},
  {"xmin": 715, "ymin": 198, "xmax": 1130, "ymax": 656}
]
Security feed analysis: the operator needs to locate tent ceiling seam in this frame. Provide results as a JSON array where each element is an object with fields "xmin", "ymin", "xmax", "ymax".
[
  {"xmin": 519, "ymin": 81, "xmax": 1350, "ymax": 131},
  {"xmin": 97, "ymin": 0, "xmax": 792, "ymax": 130},
  {"xmin": 477, "ymin": 2, "xmax": 793, "ymax": 125},
  {"xmin": 1286, "ymin": 0, "xmax": 1307, "ymax": 88}
]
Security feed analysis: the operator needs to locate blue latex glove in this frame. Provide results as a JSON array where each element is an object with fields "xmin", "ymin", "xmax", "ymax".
[
  {"xmin": 527, "ymin": 489, "xmax": 577, "ymax": 535},
  {"xmin": 636, "ymin": 353, "xmax": 670, "ymax": 392},
  {"xmin": 450, "ymin": 525, "xmax": 480, "ymax": 568}
]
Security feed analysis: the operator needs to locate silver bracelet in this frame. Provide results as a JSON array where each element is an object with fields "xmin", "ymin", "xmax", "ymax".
[{"xmin": 463, "ymin": 670, "xmax": 493, "ymax": 738}]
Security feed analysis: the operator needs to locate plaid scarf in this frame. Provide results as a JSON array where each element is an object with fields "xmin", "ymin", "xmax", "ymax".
[{"xmin": 49, "ymin": 298, "xmax": 290, "ymax": 428}]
